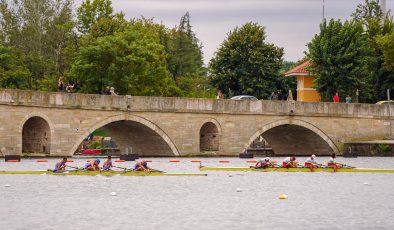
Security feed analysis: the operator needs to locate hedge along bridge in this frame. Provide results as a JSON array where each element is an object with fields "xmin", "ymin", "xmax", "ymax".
[{"xmin": 0, "ymin": 89, "xmax": 393, "ymax": 157}]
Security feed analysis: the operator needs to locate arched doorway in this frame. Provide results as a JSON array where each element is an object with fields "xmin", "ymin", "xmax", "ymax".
[
  {"xmin": 200, "ymin": 122, "xmax": 219, "ymax": 152},
  {"xmin": 22, "ymin": 116, "xmax": 51, "ymax": 154}
]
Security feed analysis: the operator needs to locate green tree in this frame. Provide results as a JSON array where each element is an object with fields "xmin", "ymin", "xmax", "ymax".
[
  {"xmin": 0, "ymin": 0, "xmax": 75, "ymax": 90},
  {"xmin": 307, "ymin": 19, "xmax": 372, "ymax": 102},
  {"xmin": 76, "ymin": 0, "xmax": 114, "ymax": 34},
  {"xmin": 209, "ymin": 22, "xmax": 284, "ymax": 99},
  {"xmin": 0, "ymin": 44, "xmax": 30, "ymax": 89},
  {"xmin": 71, "ymin": 26, "xmax": 181, "ymax": 96},
  {"xmin": 377, "ymin": 33, "xmax": 394, "ymax": 72},
  {"xmin": 352, "ymin": 0, "xmax": 394, "ymax": 101}
]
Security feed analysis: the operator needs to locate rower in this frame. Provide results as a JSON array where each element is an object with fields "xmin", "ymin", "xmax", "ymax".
[
  {"xmin": 102, "ymin": 156, "xmax": 113, "ymax": 171},
  {"xmin": 328, "ymin": 153, "xmax": 342, "ymax": 170},
  {"xmin": 304, "ymin": 154, "xmax": 318, "ymax": 168},
  {"xmin": 54, "ymin": 157, "xmax": 67, "ymax": 172},
  {"xmin": 282, "ymin": 156, "xmax": 297, "ymax": 168},
  {"xmin": 85, "ymin": 159, "xmax": 101, "ymax": 171},
  {"xmin": 255, "ymin": 157, "xmax": 275, "ymax": 169},
  {"xmin": 134, "ymin": 161, "xmax": 152, "ymax": 171}
]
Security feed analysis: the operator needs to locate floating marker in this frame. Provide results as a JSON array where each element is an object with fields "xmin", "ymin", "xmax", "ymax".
[
  {"xmin": 279, "ymin": 194, "xmax": 287, "ymax": 199},
  {"xmin": 229, "ymin": 174, "xmax": 233, "ymax": 177},
  {"xmin": 4, "ymin": 184, "xmax": 10, "ymax": 187},
  {"xmin": 236, "ymin": 188, "xmax": 242, "ymax": 192},
  {"xmin": 111, "ymin": 192, "xmax": 117, "ymax": 196},
  {"xmin": 363, "ymin": 182, "xmax": 369, "ymax": 185}
]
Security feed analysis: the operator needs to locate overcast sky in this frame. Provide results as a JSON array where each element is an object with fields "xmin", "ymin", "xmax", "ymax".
[{"xmin": 75, "ymin": 0, "xmax": 393, "ymax": 63}]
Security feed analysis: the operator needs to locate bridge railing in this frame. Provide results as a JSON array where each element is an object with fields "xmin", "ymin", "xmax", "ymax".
[{"xmin": 0, "ymin": 89, "xmax": 393, "ymax": 118}]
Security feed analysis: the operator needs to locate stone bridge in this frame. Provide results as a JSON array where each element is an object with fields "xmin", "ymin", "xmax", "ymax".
[{"xmin": 0, "ymin": 89, "xmax": 393, "ymax": 157}]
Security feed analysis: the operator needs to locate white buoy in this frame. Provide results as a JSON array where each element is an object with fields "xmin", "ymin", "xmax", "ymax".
[
  {"xmin": 111, "ymin": 192, "xmax": 117, "ymax": 196},
  {"xmin": 236, "ymin": 188, "xmax": 242, "ymax": 192},
  {"xmin": 279, "ymin": 194, "xmax": 287, "ymax": 199},
  {"xmin": 4, "ymin": 184, "xmax": 10, "ymax": 187},
  {"xmin": 363, "ymin": 182, "xmax": 369, "ymax": 185},
  {"xmin": 229, "ymin": 174, "xmax": 233, "ymax": 177}
]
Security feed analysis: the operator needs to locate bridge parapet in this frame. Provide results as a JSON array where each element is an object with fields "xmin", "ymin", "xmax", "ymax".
[{"xmin": 0, "ymin": 89, "xmax": 392, "ymax": 118}]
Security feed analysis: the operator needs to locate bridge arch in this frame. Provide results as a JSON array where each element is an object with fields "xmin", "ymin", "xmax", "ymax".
[
  {"xmin": 69, "ymin": 114, "xmax": 180, "ymax": 156},
  {"xmin": 20, "ymin": 113, "xmax": 53, "ymax": 154},
  {"xmin": 199, "ymin": 119, "xmax": 222, "ymax": 152},
  {"xmin": 246, "ymin": 119, "xmax": 339, "ymax": 155}
]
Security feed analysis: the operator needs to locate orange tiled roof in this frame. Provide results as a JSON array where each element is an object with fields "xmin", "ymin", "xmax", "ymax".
[{"xmin": 284, "ymin": 61, "xmax": 312, "ymax": 77}]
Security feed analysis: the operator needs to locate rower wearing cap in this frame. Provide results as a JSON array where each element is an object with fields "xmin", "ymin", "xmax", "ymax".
[
  {"xmin": 282, "ymin": 156, "xmax": 297, "ymax": 168},
  {"xmin": 85, "ymin": 159, "xmax": 101, "ymax": 171},
  {"xmin": 255, "ymin": 157, "xmax": 275, "ymax": 169},
  {"xmin": 304, "ymin": 154, "xmax": 318, "ymax": 168},
  {"xmin": 102, "ymin": 156, "xmax": 113, "ymax": 171},
  {"xmin": 134, "ymin": 161, "xmax": 152, "ymax": 171},
  {"xmin": 54, "ymin": 157, "xmax": 67, "ymax": 172}
]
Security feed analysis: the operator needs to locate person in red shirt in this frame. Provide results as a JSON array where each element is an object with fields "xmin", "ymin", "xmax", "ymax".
[{"xmin": 333, "ymin": 92, "xmax": 339, "ymax": 103}]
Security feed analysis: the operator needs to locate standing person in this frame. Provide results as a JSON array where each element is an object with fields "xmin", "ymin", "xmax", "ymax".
[
  {"xmin": 345, "ymin": 95, "xmax": 352, "ymax": 104},
  {"xmin": 282, "ymin": 156, "xmax": 297, "ymax": 168},
  {"xmin": 58, "ymin": 77, "xmax": 65, "ymax": 92},
  {"xmin": 102, "ymin": 156, "xmax": 113, "ymax": 171},
  {"xmin": 134, "ymin": 161, "xmax": 152, "ymax": 171},
  {"xmin": 216, "ymin": 89, "xmax": 224, "ymax": 99},
  {"xmin": 85, "ymin": 159, "xmax": 101, "ymax": 171},
  {"xmin": 54, "ymin": 157, "xmax": 67, "ymax": 172},
  {"xmin": 333, "ymin": 92, "xmax": 340, "ymax": 103}
]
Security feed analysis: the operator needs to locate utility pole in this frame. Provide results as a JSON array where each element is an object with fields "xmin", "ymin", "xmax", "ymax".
[{"xmin": 322, "ymin": 0, "xmax": 325, "ymax": 21}]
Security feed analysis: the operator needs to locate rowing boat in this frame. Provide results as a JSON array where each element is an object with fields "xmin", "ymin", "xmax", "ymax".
[
  {"xmin": 199, "ymin": 166, "xmax": 394, "ymax": 173},
  {"xmin": 0, "ymin": 170, "xmax": 207, "ymax": 176}
]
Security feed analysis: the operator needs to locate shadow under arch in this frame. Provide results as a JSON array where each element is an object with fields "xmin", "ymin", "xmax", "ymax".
[
  {"xmin": 199, "ymin": 118, "xmax": 222, "ymax": 152},
  {"xmin": 246, "ymin": 119, "xmax": 339, "ymax": 155},
  {"xmin": 69, "ymin": 114, "xmax": 180, "ymax": 156},
  {"xmin": 20, "ymin": 114, "xmax": 53, "ymax": 154}
]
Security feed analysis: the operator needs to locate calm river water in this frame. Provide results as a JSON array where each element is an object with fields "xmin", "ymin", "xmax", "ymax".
[{"xmin": 1, "ymin": 157, "xmax": 394, "ymax": 230}]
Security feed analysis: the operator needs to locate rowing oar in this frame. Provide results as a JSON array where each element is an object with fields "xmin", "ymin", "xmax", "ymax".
[
  {"xmin": 66, "ymin": 165, "xmax": 85, "ymax": 171},
  {"xmin": 316, "ymin": 163, "xmax": 328, "ymax": 168},
  {"xmin": 338, "ymin": 163, "xmax": 355, "ymax": 169},
  {"xmin": 112, "ymin": 166, "xmax": 128, "ymax": 171}
]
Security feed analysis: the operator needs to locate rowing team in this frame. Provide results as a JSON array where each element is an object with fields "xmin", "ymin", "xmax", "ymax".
[
  {"xmin": 255, "ymin": 153, "xmax": 348, "ymax": 169},
  {"xmin": 53, "ymin": 156, "xmax": 153, "ymax": 172}
]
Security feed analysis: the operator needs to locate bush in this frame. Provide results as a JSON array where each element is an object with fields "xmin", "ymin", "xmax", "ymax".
[{"xmin": 88, "ymin": 141, "xmax": 101, "ymax": 149}]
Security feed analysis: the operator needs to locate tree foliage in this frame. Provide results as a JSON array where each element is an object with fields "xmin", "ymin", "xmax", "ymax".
[
  {"xmin": 307, "ymin": 19, "xmax": 372, "ymax": 102},
  {"xmin": 351, "ymin": 0, "xmax": 394, "ymax": 101},
  {"xmin": 209, "ymin": 22, "xmax": 285, "ymax": 99},
  {"xmin": 0, "ymin": 44, "xmax": 30, "ymax": 88},
  {"xmin": 0, "ymin": 0, "xmax": 75, "ymax": 89},
  {"xmin": 71, "ymin": 26, "xmax": 182, "ymax": 96},
  {"xmin": 377, "ymin": 33, "xmax": 394, "ymax": 72}
]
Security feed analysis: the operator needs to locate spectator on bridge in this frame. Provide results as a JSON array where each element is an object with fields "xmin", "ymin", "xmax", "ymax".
[
  {"xmin": 110, "ymin": 87, "xmax": 117, "ymax": 96},
  {"xmin": 216, "ymin": 89, "xmax": 224, "ymax": 99},
  {"xmin": 58, "ymin": 77, "xmax": 65, "ymax": 92},
  {"xmin": 333, "ymin": 92, "xmax": 340, "ymax": 103},
  {"xmin": 104, "ymin": 86, "xmax": 111, "ymax": 95},
  {"xmin": 345, "ymin": 95, "xmax": 352, "ymax": 104},
  {"xmin": 66, "ymin": 80, "xmax": 75, "ymax": 93}
]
